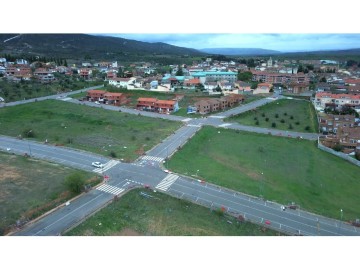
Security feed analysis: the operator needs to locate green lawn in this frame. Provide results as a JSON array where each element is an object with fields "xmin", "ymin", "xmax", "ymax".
[
  {"xmin": 167, "ymin": 126, "xmax": 360, "ymax": 220},
  {"xmin": 0, "ymin": 100, "xmax": 181, "ymax": 161},
  {"xmin": 0, "ymin": 152, "xmax": 95, "ymax": 235},
  {"xmin": 227, "ymin": 99, "xmax": 318, "ymax": 133},
  {"xmin": 0, "ymin": 77, "xmax": 101, "ymax": 102},
  {"xmin": 65, "ymin": 188, "xmax": 282, "ymax": 236}
]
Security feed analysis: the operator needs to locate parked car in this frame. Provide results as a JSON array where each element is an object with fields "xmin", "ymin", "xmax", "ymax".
[
  {"xmin": 91, "ymin": 161, "xmax": 103, "ymax": 168},
  {"xmin": 94, "ymin": 101, "xmax": 100, "ymax": 105}
]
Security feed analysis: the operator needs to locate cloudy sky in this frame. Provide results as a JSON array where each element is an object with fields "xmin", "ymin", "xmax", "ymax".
[{"xmin": 100, "ymin": 34, "xmax": 360, "ymax": 52}]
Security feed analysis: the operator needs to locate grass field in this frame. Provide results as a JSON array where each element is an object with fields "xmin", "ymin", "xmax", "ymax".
[
  {"xmin": 0, "ymin": 100, "xmax": 181, "ymax": 161},
  {"xmin": 167, "ymin": 126, "xmax": 360, "ymax": 220},
  {"xmin": 0, "ymin": 152, "xmax": 95, "ymax": 235},
  {"xmin": 65, "ymin": 188, "xmax": 282, "ymax": 236},
  {"xmin": 227, "ymin": 99, "xmax": 318, "ymax": 133}
]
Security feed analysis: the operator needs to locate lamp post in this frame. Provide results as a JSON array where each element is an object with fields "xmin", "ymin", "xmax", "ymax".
[
  {"xmin": 27, "ymin": 130, "xmax": 32, "ymax": 156},
  {"xmin": 339, "ymin": 209, "xmax": 343, "ymax": 234}
]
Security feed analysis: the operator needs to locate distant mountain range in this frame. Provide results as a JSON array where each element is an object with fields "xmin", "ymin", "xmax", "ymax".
[
  {"xmin": 0, "ymin": 34, "xmax": 203, "ymax": 61},
  {"xmin": 1, "ymin": 34, "xmax": 359, "ymax": 62},
  {"xmin": 200, "ymin": 48, "xmax": 281, "ymax": 55}
]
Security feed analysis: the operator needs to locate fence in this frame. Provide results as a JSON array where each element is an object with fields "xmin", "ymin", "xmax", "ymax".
[{"xmin": 317, "ymin": 138, "xmax": 360, "ymax": 167}]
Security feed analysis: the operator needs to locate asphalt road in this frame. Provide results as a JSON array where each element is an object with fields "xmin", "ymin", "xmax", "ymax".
[
  {"xmin": 2, "ymin": 89, "xmax": 340, "ymax": 236},
  {"xmin": 2, "ymin": 136, "xmax": 358, "ymax": 236}
]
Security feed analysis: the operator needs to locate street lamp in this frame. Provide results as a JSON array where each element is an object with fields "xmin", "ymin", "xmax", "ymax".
[
  {"xmin": 27, "ymin": 130, "xmax": 32, "ymax": 156},
  {"xmin": 339, "ymin": 209, "xmax": 343, "ymax": 234}
]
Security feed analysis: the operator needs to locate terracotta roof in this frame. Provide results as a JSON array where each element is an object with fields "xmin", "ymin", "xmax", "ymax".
[
  {"xmin": 87, "ymin": 90, "xmax": 106, "ymax": 94},
  {"xmin": 137, "ymin": 97, "xmax": 158, "ymax": 102},
  {"xmin": 156, "ymin": 100, "xmax": 177, "ymax": 105},
  {"xmin": 316, "ymin": 92, "xmax": 360, "ymax": 99},
  {"xmin": 104, "ymin": 92, "xmax": 123, "ymax": 97}
]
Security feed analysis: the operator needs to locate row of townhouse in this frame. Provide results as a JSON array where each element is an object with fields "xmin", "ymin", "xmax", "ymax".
[
  {"xmin": 318, "ymin": 113, "xmax": 360, "ymax": 154},
  {"xmin": 194, "ymin": 94, "xmax": 244, "ymax": 114},
  {"xmin": 136, "ymin": 97, "xmax": 179, "ymax": 113},
  {"xmin": 86, "ymin": 90, "xmax": 128, "ymax": 106},
  {"xmin": 314, "ymin": 92, "xmax": 360, "ymax": 112},
  {"xmin": 251, "ymin": 70, "xmax": 310, "ymax": 84}
]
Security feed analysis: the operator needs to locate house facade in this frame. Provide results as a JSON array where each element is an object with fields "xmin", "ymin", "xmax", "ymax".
[{"xmin": 314, "ymin": 92, "xmax": 360, "ymax": 112}]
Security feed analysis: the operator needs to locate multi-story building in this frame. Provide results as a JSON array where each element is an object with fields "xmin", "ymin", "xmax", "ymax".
[
  {"xmin": 251, "ymin": 71, "xmax": 309, "ymax": 85},
  {"xmin": 136, "ymin": 98, "xmax": 179, "ymax": 113},
  {"xmin": 318, "ymin": 114, "xmax": 355, "ymax": 134},
  {"xmin": 314, "ymin": 92, "xmax": 360, "ymax": 111},
  {"xmin": 192, "ymin": 71, "xmax": 237, "ymax": 83}
]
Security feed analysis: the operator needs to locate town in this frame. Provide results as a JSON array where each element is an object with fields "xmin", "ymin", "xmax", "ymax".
[{"xmin": 1, "ymin": 33, "xmax": 360, "ymax": 242}]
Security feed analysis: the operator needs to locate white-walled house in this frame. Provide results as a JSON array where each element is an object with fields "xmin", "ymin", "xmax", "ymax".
[{"xmin": 108, "ymin": 77, "xmax": 134, "ymax": 88}]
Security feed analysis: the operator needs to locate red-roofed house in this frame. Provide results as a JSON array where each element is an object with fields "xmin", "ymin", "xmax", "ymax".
[
  {"xmin": 183, "ymin": 78, "xmax": 201, "ymax": 89},
  {"xmin": 87, "ymin": 90, "xmax": 107, "ymax": 101},
  {"xmin": 79, "ymin": 68, "xmax": 92, "ymax": 80},
  {"xmin": 136, "ymin": 98, "xmax": 179, "ymax": 113},
  {"xmin": 253, "ymin": 83, "xmax": 272, "ymax": 94},
  {"xmin": 103, "ymin": 92, "xmax": 127, "ymax": 106},
  {"xmin": 314, "ymin": 92, "xmax": 360, "ymax": 111}
]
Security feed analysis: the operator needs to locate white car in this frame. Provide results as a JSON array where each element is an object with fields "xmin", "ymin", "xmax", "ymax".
[
  {"xmin": 91, "ymin": 162, "xmax": 104, "ymax": 168},
  {"xmin": 94, "ymin": 101, "xmax": 100, "ymax": 105}
]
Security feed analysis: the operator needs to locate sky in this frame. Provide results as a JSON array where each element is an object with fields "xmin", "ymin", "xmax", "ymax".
[{"xmin": 99, "ymin": 33, "xmax": 360, "ymax": 52}]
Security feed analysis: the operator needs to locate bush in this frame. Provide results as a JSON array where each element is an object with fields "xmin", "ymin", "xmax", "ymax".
[
  {"xmin": 254, "ymin": 117, "xmax": 258, "ymax": 121},
  {"xmin": 275, "ymin": 114, "xmax": 279, "ymax": 118},
  {"xmin": 265, "ymin": 117, "xmax": 269, "ymax": 122},
  {"xmin": 261, "ymin": 113, "xmax": 265, "ymax": 117},
  {"xmin": 271, "ymin": 122, "xmax": 276, "ymax": 128},
  {"xmin": 110, "ymin": 151, "xmax": 117, "ymax": 158},
  {"xmin": 255, "ymin": 120, "xmax": 259, "ymax": 125},
  {"xmin": 295, "ymin": 121, "xmax": 300, "ymax": 125},
  {"xmin": 333, "ymin": 144, "xmax": 343, "ymax": 152},
  {"xmin": 289, "ymin": 124, "xmax": 293, "ymax": 130},
  {"xmin": 290, "ymin": 116, "xmax": 294, "ymax": 120},
  {"xmin": 305, "ymin": 126, "xmax": 310, "ymax": 131},
  {"xmin": 22, "ymin": 128, "xmax": 35, "ymax": 138},
  {"xmin": 284, "ymin": 112, "xmax": 287, "ymax": 116},
  {"xmin": 64, "ymin": 173, "xmax": 86, "ymax": 194},
  {"xmin": 355, "ymin": 152, "xmax": 360, "ymax": 161},
  {"xmin": 280, "ymin": 119, "xmax": 285, "ymax": 123}
]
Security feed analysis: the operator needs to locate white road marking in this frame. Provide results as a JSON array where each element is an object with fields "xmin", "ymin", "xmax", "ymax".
[
  {"xmin": 209, "ymin": 115, "xmax": 225, "ymax": 119},
  {"xmin": 187, "ymin": 124, "xmax": 201, "ymax": 127},
  {"xmin": 96, "ymin": 184, "xmax": 124, "ymax": 195},
  {"xmin": 218, "ymin": 123, "xmax": 231, "ymax": 127},
  {"xmin": 141, "ymin": 155, "xmax": 164, "ymax": 162},
  {"xmin": 93, "ymin": 160, "xmax": 120, "ymax": 173},
  {"xmin": 182, "ymin": 118, "xmax": 192, "ymax": 122},
  {"xmin": 155, "ymin": 174, "xmax": 179, "ymax": 191}
]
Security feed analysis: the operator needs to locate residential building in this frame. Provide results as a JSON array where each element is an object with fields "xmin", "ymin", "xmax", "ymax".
[
  {"xmin": 287, "ymin": 83, "xmax": 309, "ymax": 94},
  {"xmin": 314, "ymin": 92, "xmax": 360, "ymax": 112},
  {"xmin": 253, "ymin": 83, "xmax": 272, "ymax": 94},
  {"xmin": 103, "ymin": 92, "xmax": 127, "ymax": 106},
  {"xmin": 136, "ymin": 98, "xmax": 179, "ymax": 113},
  {"xmin": 192, "ymin": 71, "xmax": 237, "ymax": 83},
  {"xmin": 318, "ymin": 114, "xmax": 355, "ymax": 134},
  {"xmin": 86, "ymin": 90, "xmax": 107, "ymax": 101}
]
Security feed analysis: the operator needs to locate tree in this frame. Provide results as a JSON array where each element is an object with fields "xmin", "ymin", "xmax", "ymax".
[
  {"xmin": 175, "ymin": 67, "xmax": 184, "ymax": 76},
  {"xmin": 238, "ymin": 71, "xmax": 253, "ymax": 82},
  {"xmin": 320, "ymin": 77, "xmax": 327, "ymax": 83},
  {"xmin": 298, "ymin": 65, "xmax": 304, "ymax": 73},
  {"xmin": 251, "ymin": 82, "xmax": 258, "ymax": 89},
  {"xmin": 64, "ymin": 173, "xmax": 86, "ymax": 194},
  {"xmin": 117, "ymin": 67, "xmax": 123, "ymax": 77},
  {"xmin": 215, "ymin": 85, "xmax": 222, "ymax": 92}
]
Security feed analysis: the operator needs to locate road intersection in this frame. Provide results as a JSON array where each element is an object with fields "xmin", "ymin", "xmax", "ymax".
[{"xmin": 2, "ymin": 87, "xmax": 358, "ymax": 236}]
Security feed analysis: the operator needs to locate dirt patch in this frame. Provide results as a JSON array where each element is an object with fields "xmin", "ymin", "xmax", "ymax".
[
  {"xmin": 0, "ymin": 164, "xmax": 22, "ymax": 182},
  {"xmin": 113, "ymin": 228, "xmax": 142, "ymax": 236}
]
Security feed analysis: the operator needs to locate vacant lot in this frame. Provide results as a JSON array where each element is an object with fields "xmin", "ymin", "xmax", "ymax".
[
  {"xmin": 167, "ymin": 126, "xmax": 360, "ymax": 220},
  {"xmin": 66, "ymin": 188, "xmax": 281, "ymax": 236},
  {"xmin": 0, "ymin": 152, "xmax": 94, "ymax": 235},
  {"xmin": 0, "ymin": 100, "xmax": 181, "ymax": 161},
  {"xmin": 227, "ymin": 99, "xmax": 318, "ymax": 133}
]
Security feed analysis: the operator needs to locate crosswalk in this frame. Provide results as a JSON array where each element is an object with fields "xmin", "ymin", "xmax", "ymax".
[
  {"xmin": 96, "ymin": 184, "xmax": 125, "ymax": 195},
  {"xmin": 93, "ymin": 160, "xmax": 120, "ymax": 173},
  {"xmin": 141, "ymin": 155, "xmax": 164, "ymax": 162},
  {"xmin": 155, "ymin": 174, "xmax": 179, "ymax": 191},
  {"xmin": 182, "ymin": 118, "xmax": 192, "ymax": 122},
  {"xmin": 187, "ymin": 124, "xmax": 201, "ymax": 127},
  {"xmin": 218, "ymin": 123, "xmax": 232, "ymax": 127},
  {"xmin": 209, "ymin": 115, "xmax": 226, "ymax": 119}
]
